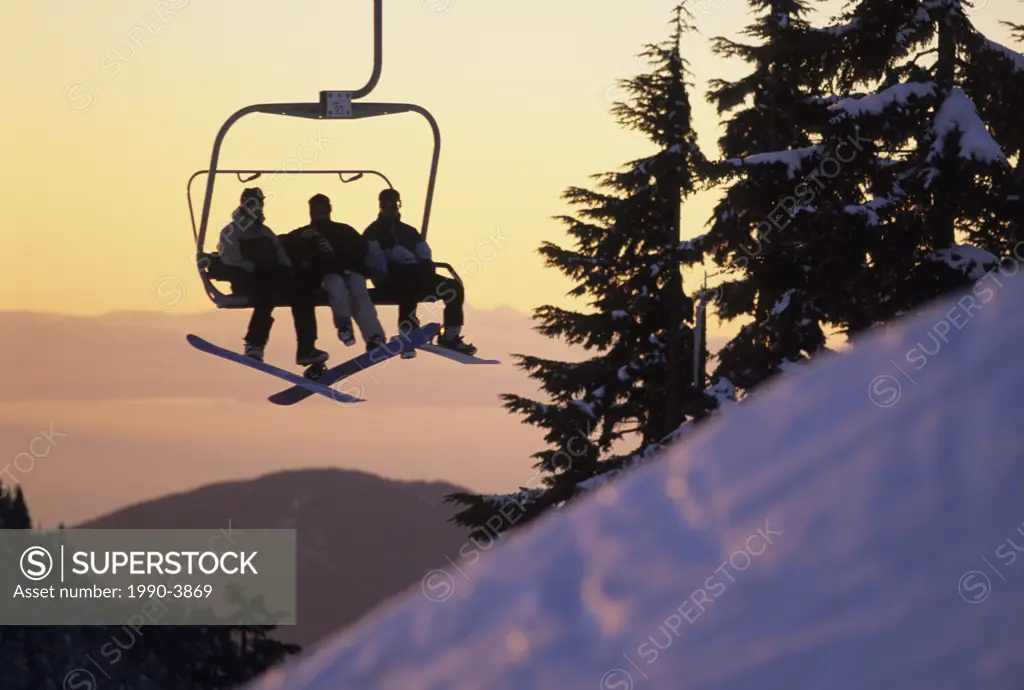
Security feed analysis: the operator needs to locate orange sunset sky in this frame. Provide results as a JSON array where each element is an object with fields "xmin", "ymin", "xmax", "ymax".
[{"xmin": 1, "ymin": 1, "xmax": 1020, "ymax": 526}]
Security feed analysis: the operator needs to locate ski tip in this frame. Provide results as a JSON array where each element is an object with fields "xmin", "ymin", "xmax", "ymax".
[
  {"xmin": 319, "ymin": 384, "xmax": 365, "ymax": 404},
  {"xmin": 417, "ymin": 343, "xmax": 500, "ymax": 364},
  {"xmin": 186, "ymin": 333, "xmax": 211, "ymax": 350},
  {"xmin": 268, "ymin": 388, "xmax": 364, "ymax": 405}
]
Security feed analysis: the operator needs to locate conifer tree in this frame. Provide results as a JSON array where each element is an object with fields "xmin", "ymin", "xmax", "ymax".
[
  {"xmin": 978, "ymin": 8, "xmax": 1024, "ymax": 245},
  {"xmin": 447, "ymin": 3, "xmax": 711, "ymax": 534},
  {"xmin": 812, "ymin": 0, "xmax": 1022, "ymax": 332},
  {"xmin": 699, "ymin": 0, "xmax": 865, "ymax": 394}
]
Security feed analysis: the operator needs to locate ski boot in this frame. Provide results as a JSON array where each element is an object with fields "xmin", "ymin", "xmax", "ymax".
[
  {"xmin": 436, "ymin": 327, "xmax": 477, "ymax": 356},
  {"xmin": 298, "ymin": 347, "xmax": 329, "ymax": 380},
  {"xmin": 399, "ymin": 318, "xmax": 420, "ymax": 359},
  {"xmin": 244, "ymin": 343, "xmax": 265, "ymax": 362},
  {"xmin": 337, "ymin": 320, "xmax": 356, "ymax": 347}
]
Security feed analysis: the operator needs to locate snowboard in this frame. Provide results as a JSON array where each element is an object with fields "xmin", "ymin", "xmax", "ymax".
[
  {"xmin": 267, "ymin": 322, "xmax": 441, "ymax": 406},
  {"xmin": 418, "ymin": 343, "xmax": 500, "ymax": 365},
  {"xmin": 186, "ymin": 334, "xmax": 364, "ymax": 404}
]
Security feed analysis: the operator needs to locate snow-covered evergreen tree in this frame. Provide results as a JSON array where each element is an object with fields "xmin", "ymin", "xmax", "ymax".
[
  {"xmin": 447, "ymin": 3, "xmax": 714, "ymax": 535},
  {"xmin": 699, "ymin": 0, "xmax": 856, "ymax": 393},
  {"xmin": 813, "ymin": 0, "xmax": 1022, "ymax": 330},
  {"xmin": 976, "ymin": 8, "xmax": 1024, "ymax": 245}
]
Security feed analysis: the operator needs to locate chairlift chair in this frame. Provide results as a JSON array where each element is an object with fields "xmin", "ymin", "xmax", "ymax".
[{"xmin": 187, "ymin": 0, "xmax": 461, "ymax": 310}]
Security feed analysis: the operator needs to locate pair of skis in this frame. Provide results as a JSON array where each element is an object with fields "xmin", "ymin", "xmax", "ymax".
[{"xmin": 186, "ymin": 322, "xmax": 498, "ymax": 406}]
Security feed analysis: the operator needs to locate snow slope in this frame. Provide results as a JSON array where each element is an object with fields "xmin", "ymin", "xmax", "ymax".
[{"xmin": 248, "ymin": 270, "xmax": 1024, "ymax": 690}]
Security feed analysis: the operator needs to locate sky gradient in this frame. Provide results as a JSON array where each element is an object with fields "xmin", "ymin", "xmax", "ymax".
[{"xmin": 4, "ymin": 1, "xmax": 1018, "ymax": 319}]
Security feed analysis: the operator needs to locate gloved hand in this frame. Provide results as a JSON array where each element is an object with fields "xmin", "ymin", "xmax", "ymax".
[
  {"xmin": 315, "ymin": 236, "xmax": 333, "ymax": 256},
  {"xmin": 389, "ymin": 245, "xmax": 418, "ymax": 264}
]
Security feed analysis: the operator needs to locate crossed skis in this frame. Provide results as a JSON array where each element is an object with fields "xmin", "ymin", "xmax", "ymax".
[{"xmin": 187, "ymin": 322, "xmax": 499, "ymax": 405}]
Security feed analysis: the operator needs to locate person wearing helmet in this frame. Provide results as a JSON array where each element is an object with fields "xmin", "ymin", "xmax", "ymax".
[
  {"xmin": 216, "ymin": 187, "xmax": 328, "ymax": 366},
  {"xmin": 282, "ymin": 193, "xmax": 387, "ymax": 351},
  {"xmin": 362, "ymin": 188, "xmax": 476, "ymax": 358}
]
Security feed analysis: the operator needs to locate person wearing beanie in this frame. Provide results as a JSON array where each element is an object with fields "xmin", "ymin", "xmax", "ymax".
[
  {"xmin": 362, "ymin": 188, "xmax": 476, "ymax": 358},
  {"xmin": 216, "ymin": 187, "xmax": 328, "ymax": 366},
  {"xmin": 283, "ymin": 193, "xmax": 387, "ymax": 351}
]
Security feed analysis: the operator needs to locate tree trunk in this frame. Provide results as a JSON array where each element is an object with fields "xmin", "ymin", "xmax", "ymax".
[
  {"xmin": 693, "ymin": 282, "xmax": 708, "ymax": 418},
  {"xmin": 933, "ymin": 10, "xmax": 957, "ymax": 250},
  {"xmin": 662, "ymin": 178, "xmax": 684, "ymax": 441},
  {"xmin": 766, "ymin": 1, "xmax": 782, "ymax": 153}
]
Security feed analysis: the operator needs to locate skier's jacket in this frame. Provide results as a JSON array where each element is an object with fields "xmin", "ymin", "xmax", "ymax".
[
  {"xmin": 283, "ymin": 220, "xmax": 369, "ymax": 276},
  {"xmin": 217, "ymin": 206, "xmax": 291, "ymax": 272},
  {"xmin": 362, "ymin": 214, "xmax": 433, "ymax": 284}
]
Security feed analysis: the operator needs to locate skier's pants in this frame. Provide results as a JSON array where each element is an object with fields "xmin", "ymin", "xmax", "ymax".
[
  {"xmin": 372, "ymin": 264, "xmax": 464, "ymax": 335},
  {"xmin": 322, "ymin": 272, "xmax": 386, "ymax": 343},
  {"xmin": 236, "ymin": 269, "xmax": 318, "ymax": 354}
]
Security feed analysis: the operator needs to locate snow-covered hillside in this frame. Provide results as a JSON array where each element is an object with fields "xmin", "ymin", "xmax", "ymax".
[{"xmin": 248, "ymin": 270, "xmax": 1024, "ymax": 690}]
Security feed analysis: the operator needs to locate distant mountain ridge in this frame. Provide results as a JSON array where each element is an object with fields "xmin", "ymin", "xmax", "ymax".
[
  {"xmin": 77, "ymin": 468, "xmax": 472, "ymax": 648},
  {"xmin": 0, "ymin": 304, "xmax": 597, "ymax": 528}
]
